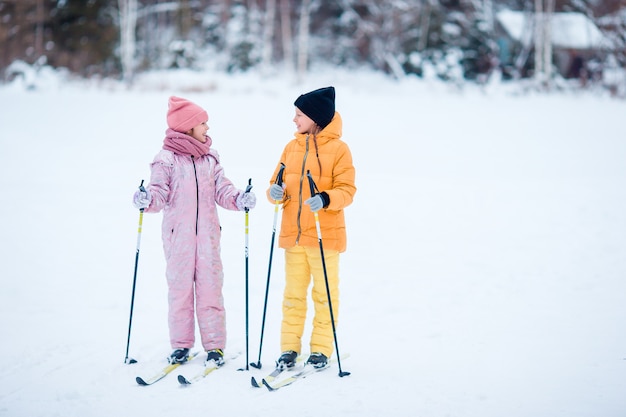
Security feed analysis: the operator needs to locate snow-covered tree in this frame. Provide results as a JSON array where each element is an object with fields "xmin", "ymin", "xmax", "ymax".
[
  {"xmin": 0, "ymin": 0, "xmax": 624, "ymax": 93},
  {"xmin": 296, "ymin": 0, "xmax": 313, "ymax": 82},
  {"xmin": 533, "ymin": 0, "xmax": 555, "ymax": 88},
  {"xmin": 280, "ymin": 0, "xmax": 295, "ymax": 75},
  {"xmin": 261, "ymin": 0, "xmax": 276, "ymax": 75},
  {"xmin": 118, "ymin": 0, "xmax": 138, "ymax": 83}
]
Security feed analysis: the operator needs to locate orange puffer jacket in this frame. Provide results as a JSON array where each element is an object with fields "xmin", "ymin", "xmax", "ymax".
[{"xmin": 267, "ymin": 112, "xmax": 356, "ymax": 252}]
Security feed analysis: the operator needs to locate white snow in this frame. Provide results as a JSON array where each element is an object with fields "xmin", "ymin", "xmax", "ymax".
[{"xmin": 1, "ymin": 69, "xmax": 625, "ymax": 417}]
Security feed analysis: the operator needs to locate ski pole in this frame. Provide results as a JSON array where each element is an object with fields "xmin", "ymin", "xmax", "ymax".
[
  {"xmin": 251, "ymin": 163, "xmax": 285, "ymax": 369},
  {"xmin": 306, "ymin": 170, "xmax": 350, "ymax": 377},
  {"xmin": 240, "ymin": 178, "xmax": 253, "ymax": 371},
  {"xmin": 125, "ymin": 180, "xmax": 145, "ymax": 364}
]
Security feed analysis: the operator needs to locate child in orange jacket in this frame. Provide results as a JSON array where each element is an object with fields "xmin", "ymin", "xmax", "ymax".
[{"xmin": 267, "ymin": 87, "xmax": 356, "ymax": 369}]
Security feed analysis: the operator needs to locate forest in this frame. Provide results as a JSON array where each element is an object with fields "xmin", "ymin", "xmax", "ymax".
[{"xmin": 1, "ymin": 0, "xmax": 625, "ymax": 91}]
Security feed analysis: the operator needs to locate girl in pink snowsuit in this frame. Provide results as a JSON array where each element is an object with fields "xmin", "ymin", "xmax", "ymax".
[{"xmin": 133, "ymin": 96, "xmax": 256, "ymax": 366}]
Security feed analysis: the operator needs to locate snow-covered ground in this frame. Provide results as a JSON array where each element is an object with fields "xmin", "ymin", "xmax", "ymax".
[{"xmin": 1, "ymin": 70, "xmax": 625, "ymax": 417}]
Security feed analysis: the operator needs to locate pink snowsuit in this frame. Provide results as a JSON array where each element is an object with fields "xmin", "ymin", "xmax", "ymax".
[{"xmin": 144, "ymin": 148, "xmax": 242, "ymax": 351}]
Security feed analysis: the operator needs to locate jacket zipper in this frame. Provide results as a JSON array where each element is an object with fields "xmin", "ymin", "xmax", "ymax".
[
  {"xmin": 295, "ymin": 135, "xmax": 309, "ymax": 245},
  {"xmin": 191, "ymin": 156, "xmax": 199, "ymax": 235}
]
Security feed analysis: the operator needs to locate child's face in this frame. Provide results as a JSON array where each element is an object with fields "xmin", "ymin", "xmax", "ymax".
[
  {"xmin": 188, "ymin": 121, "xmax": 209, "ymax": 143},
  {"xmin": 293, "ymin": 108, "xmax": 316, "ymax": 134}
]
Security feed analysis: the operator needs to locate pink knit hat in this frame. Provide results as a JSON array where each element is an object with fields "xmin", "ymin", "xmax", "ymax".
[{"xmin": 166, "ymin": 96, "xmax": 209, "ymax": 132}]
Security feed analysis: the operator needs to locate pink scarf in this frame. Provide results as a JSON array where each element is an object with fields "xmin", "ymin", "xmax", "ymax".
[{"xmin": 162, "ymin": 128, "xmax": 212, "ymax": 158}]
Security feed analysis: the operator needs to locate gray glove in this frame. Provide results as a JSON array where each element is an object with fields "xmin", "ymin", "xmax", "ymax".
[
  {"xmin": 304, "ymin": 194, "xmax": 323, "ymax": 212},
  {"xmin": 269, "ymin": 183, "xmax": 285, "ymax": 201}
]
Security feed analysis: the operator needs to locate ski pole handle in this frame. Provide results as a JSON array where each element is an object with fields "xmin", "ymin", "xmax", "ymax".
[
  {"xmin": 306, "ymin": 170, "xmax": 316, "ymax": 198},
  {"xmin": 138, "ymin": 180, "xmax": 146, "ymax": 213},
  {"xmin": 245, "ymin": 178, "xmax": 252, "ymax": 213},
  {"xmin": 275, "ymin": 163, "xmax": 285, "ymax": 186}
]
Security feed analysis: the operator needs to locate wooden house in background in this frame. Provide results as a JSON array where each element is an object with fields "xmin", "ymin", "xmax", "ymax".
[{"xmin": 495, "ymin": 10, "xmax": 614, "ymax": 81}]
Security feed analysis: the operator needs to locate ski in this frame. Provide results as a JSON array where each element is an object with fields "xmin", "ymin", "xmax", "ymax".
[
  {"xmin": 177, "ymin": 351, "xmax": 240, "ymax": 385},
  {"xmin": 250, "ymin": 355, "xmax": 305, "ymax": 388},
  {"xmin": 251, "ymin": 367, "xmax": 284, "ymax": 388},
  {"xmin": 262, "ymin": 363, "xmax": 327, "ymax": 391},
  {"xmin": 261, "ymin": 354, "xmax": 349, "ymax": 391},
  {"xmin": 177, "ymin": 362, "xmax": 220, "ymax": 385},
  {"xmin": 136, "ymin": 352, "xmax": 199, "ymax": 386}
]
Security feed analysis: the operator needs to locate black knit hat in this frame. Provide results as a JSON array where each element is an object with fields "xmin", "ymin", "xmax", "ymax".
[{"xmin": 294, "ymin": 86, "xmax": 335, "ymax": 129}]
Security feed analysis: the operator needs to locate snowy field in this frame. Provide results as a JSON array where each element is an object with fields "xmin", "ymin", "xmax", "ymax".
[{"xmin": 1, "ymin": 69, "xmax": 625, "ymax": 417}]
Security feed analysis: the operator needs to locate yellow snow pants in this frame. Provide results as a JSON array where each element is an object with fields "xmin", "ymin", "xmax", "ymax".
[{"xmin": 281, "ymin": 245, "xmax": 340, "ymax": 358}]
